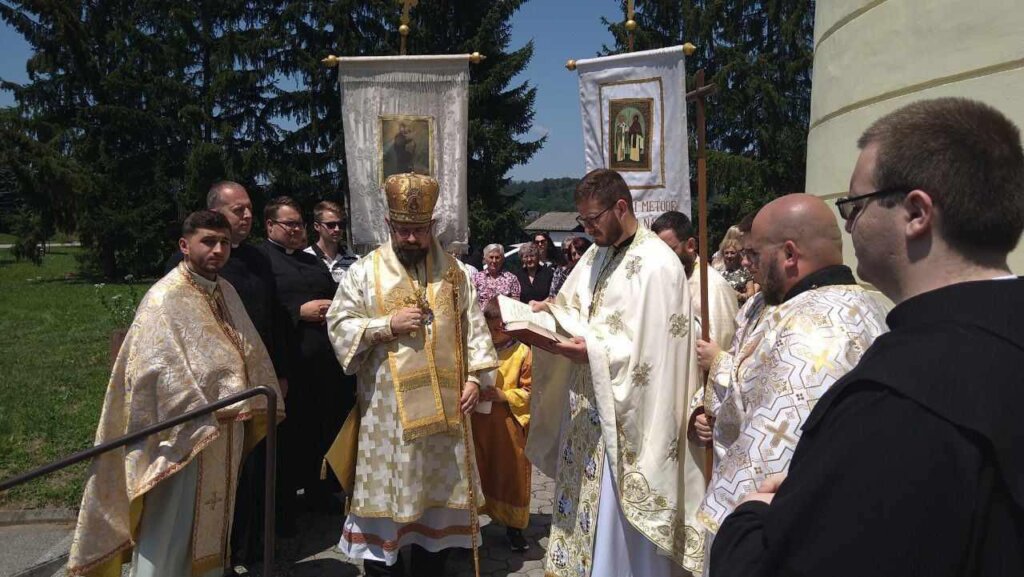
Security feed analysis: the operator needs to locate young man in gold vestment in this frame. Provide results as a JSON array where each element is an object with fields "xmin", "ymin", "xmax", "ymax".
[{"xmin": 68, "ymin": 210, "xmax": 284, "ymax": 577}]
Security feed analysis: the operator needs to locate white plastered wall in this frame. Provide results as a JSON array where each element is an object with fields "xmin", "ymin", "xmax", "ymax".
[{"xmin": 807, "ymin": 0, "xmax": 1024, "ymax": 280}]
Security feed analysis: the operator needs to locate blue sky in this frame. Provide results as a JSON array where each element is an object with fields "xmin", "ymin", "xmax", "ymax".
[{"xmin": 0, "ymin": 0, "xmax": 623, "ymax": 181}]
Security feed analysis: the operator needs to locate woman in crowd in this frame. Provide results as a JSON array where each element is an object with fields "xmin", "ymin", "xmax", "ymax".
[
  {"xmin": 719, "ymin": 237, "xmax": 757, "ymax": 304},
  {"xmin": 515, "ymin": 242, "xmax": 553, "ymax": 304},
  {"xmin": 549, "ymin": 236, "xmax": 592, "ymax": 299},
  {"xmin": 531, "ymin": 231, "xmax": 563, "ymax": 268},
  {"xmin": 472, "ymin": 243, "xmax": 521, "ymax": 307},
  {"xmin": 711, "ymin": 225, "xmax": 743, "ymax": 272}
]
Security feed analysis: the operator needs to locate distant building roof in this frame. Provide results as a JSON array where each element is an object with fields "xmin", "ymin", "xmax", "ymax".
[{"xmin": 523, "ymin": 212, "xmax": 583, "ymax": 233}]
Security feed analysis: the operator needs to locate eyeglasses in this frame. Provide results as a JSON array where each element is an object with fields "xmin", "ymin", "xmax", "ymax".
[
  {"xmin": 271, "ymin": 219, "xmax": 305, "ymax": 230},
  {"xmin": 835, "ymin": 187, "xmax": 910, "ymax": 220},
  {"xmin": 317, "ymin": 221, "xmax": 344, "ymax": 230},
  {"xmin": 389, "ymin": 223, "xmax": 431, "ymax": 238},
  {"xmin": 575, "ymin": 205, "xmax": 614, "ymax": 227}
]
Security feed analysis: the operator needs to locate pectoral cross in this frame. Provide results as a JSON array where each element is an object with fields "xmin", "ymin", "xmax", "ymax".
[{"xmin": 203, "ymin": 490, "xmax": 225, "ymax": 512}]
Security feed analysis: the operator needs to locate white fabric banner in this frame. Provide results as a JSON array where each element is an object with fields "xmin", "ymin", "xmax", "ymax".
[
  {"xmin": 337, "ymin": 55, "xmax": 470, "ymax": 251},
  {"xmin": 576, "ymin": 46, "xmax": 691, "ymax": 223}
]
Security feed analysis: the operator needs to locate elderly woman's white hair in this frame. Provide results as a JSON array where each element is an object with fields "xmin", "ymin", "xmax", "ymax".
[{"xmin": 483, "ymin": 243, "xmax": 505, "ymax": 256}]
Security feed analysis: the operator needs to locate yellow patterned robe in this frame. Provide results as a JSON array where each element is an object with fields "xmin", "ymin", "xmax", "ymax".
[
  {"xmin": 67, "ymin": 264, "xmax": 283, "ymax": 577},
  {"xmin": 527, "ymin": 226, "xmax": 706, "ymax": 576},
  {"xmin": 325, "ymin": 239, "xmax": 498, "ymax": 565},
  {"xmin": 698, "ymin": 285, "xmax": 888, "ymax": 541}
]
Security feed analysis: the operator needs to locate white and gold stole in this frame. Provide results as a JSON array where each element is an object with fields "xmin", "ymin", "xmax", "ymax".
[{"xmin": 373, "ymin": 241, "xmax": 466, "ymax": 440}]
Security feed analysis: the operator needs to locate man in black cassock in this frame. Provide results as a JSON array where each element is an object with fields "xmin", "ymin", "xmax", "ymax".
[
  {"xmin": 710, "ymin": 98, "xmax": 1024, "ymax": 576},
  {"xmin": 260, "ymin": 196, "xmax": 354, "ymax": 511},
  {"xmin": 165, "ymin": 181, "xmax": 292, "ymax": 566}
]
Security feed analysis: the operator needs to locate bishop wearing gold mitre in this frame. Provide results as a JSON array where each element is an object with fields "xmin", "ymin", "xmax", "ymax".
[
  {"xmin": 67, "ymin": 210, "xmax": 284, "ymax": 577},
  {"xmin": 325, "ymin": 173, "xmax": 498, "ymax": 577}
]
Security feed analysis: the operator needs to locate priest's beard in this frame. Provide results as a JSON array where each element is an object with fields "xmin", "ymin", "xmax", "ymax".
[
  {"xmin": 394, "ymin": 243, "xmax": 429, "ymax": 268},
  {"xmin": 761, "ymin": 259, "xmax": 786, "ymax": 305}
]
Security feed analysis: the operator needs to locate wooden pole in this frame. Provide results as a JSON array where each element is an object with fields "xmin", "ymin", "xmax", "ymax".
[{"xmin": 692, "ymin": 69, "xmax": 714, "ymax": 486}]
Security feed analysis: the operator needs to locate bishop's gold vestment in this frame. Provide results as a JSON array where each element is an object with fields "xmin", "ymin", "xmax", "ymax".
[{"xmin": 325, "ymin": 239, "xmax": 498, "ymax": 565}]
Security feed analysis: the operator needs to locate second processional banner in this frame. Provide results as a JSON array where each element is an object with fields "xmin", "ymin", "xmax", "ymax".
[
  {"xmin": 336, "ymin": 55, "xmax": 470, "ymax": 251},
  {"xmin": 576, "ymin": 46, "xmax": 691, "ymax": 223}
]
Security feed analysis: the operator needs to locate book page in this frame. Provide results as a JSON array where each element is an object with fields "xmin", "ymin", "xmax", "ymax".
[{"xmin": 497, "ymin": 294, "xmax": 557, "ymax": 332}]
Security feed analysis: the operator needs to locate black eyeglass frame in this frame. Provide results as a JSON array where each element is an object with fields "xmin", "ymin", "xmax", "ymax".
[
  {"xmin": 575, "ymin": 205, "xmax": 614, "ymax": 227},
  {"xmin": 835, "ymin": 187, "xmax": 911, "ymax": 220}
]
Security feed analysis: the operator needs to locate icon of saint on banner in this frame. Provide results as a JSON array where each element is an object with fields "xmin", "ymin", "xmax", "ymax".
[
  {"xmin": 379, "ymin": 115, "xmax": 434, "ymax": 184},
  {"xmin": 608, "ymin": 99, "xmax": 653, "ymax": 172}
]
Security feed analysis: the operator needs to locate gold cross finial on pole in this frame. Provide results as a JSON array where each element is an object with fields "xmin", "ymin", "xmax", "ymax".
[
  {"xmin": 400, "ymin": 0, "xmax": 418, "ymax": 55},
  {"xmin": 625, "ymin": 0, "xmax": 637, "ymax": 52}
]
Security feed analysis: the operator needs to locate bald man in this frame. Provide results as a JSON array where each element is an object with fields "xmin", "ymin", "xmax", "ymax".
[{"xmin": 692, "ymin": 194, "xmax": 889, "ymax": 572}]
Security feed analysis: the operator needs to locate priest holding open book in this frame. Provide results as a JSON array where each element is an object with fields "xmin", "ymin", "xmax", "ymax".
[{"xmin": 526, "ymin": 169, "xmax": 706, "ymax": 577}]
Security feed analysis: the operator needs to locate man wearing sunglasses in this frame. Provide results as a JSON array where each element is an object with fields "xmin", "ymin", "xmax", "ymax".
[
  {"xmin": 711, "ymin": 99, "xmax": 1024, "ymax": 576},
  {"xmin": 306, "ymin": 200, "xmax": 359, "ymax": 284}
]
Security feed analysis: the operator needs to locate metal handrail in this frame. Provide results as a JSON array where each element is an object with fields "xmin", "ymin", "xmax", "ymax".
[{"xmin": 0, "ymin": 386, "xmax": 279, "ymax": 576}]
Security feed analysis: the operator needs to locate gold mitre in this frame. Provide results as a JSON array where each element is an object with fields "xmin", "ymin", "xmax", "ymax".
[{"xmin": 384, "ymin": 173, "xmax": 440, "ymax": 225}]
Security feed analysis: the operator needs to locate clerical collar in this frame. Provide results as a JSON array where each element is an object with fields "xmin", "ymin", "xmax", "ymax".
[
  {"xmin": 267, "ymin": 238, "xmax": 295, "ymax": 255},
  {"xmin": 887, "ymin": 276, "xmax": 1024, "ymax": 332},
  {"xmin": 182, "ymin": 262, "xmax": 218, "ymax": 294},
  {"xmin": 612, "ymin": 233, "xmax": 636, "ymax": 255},
  {"xmin": 783, "ymin": 264, "xmax": 856, "ymax": 303}
]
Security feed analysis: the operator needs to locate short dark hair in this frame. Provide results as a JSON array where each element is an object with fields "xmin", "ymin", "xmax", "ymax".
[
  {"xmin": 574, "ymin": 169, "xmax": 633, "ymax": 210},
  {"xmin": 483, "ymin": 297, "xmax": 502, "ymax": 319},
  {"xmin": 206, "ymin": 181, "xmax": 245, "ymax": 209},
  {"xmin": 264, "ymin": 196, "xmax": 303, "ymax": 221},
  {"xmin": 858, "ymin": 97, "xmax": 1024, "ymax": 256},
  {"xmin": 313, "ymin": 200, "xmax": 344, "ymax": 222},
  {"xmin": 650, "ymin": 211, "xmax": 694, "ymax": 243},
  {"xmin": 182, "ymin": 210, "xmax": 230, "ymax": 237}
]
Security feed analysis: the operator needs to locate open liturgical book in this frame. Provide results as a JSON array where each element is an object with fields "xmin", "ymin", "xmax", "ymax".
[{"xmin": 497, "ymin": 295, "xmax": 572, "ymax": 349}]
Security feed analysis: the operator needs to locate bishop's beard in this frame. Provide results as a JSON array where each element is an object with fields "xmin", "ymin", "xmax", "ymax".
[{"xmin": 394, "ymin": 244, "xmax": 428, "ymax": 268}]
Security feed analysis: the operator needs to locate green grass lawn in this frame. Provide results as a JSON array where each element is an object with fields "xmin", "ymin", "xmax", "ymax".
[
  {"xmin": 0, "ymin": 233, "xmax": 16, "ymax": 244},
  {"xmin": 0, "ymin": 249, "xmax": 149, "ymax": 509}
]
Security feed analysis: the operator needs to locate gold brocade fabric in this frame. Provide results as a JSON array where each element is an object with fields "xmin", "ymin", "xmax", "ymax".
[
  {"xmin": 699, "ymin": 286, "xmax": 888, "ymax": 534},
  {"xmin": 373, "ymin": 241, "xmax": 465, "ymax": 440},
  {"xmin": 67, "ymin": 265, "xmax": 283, "ymax": 577},
  {"xmin": 326, "ymin": 241, "xmax": 499, "ymax": 526}
]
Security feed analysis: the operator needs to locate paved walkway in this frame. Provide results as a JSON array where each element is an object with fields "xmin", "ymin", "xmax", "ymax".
[
  {"xmin": 0, "ymin": 468, "xmax": 554, "ymax": 577},
  {"xmin": 270, "ymin": 467, "xmax": 554, "ymax": 577}
]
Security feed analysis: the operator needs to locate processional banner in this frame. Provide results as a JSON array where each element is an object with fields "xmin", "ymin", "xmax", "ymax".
[
  {"xmin": 576, "ymin": 46, "xmax": 691, "ymax": 223},
  {"xmin": 336, "ymin": 55, "xmax": 470, "ymax": 251}
]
